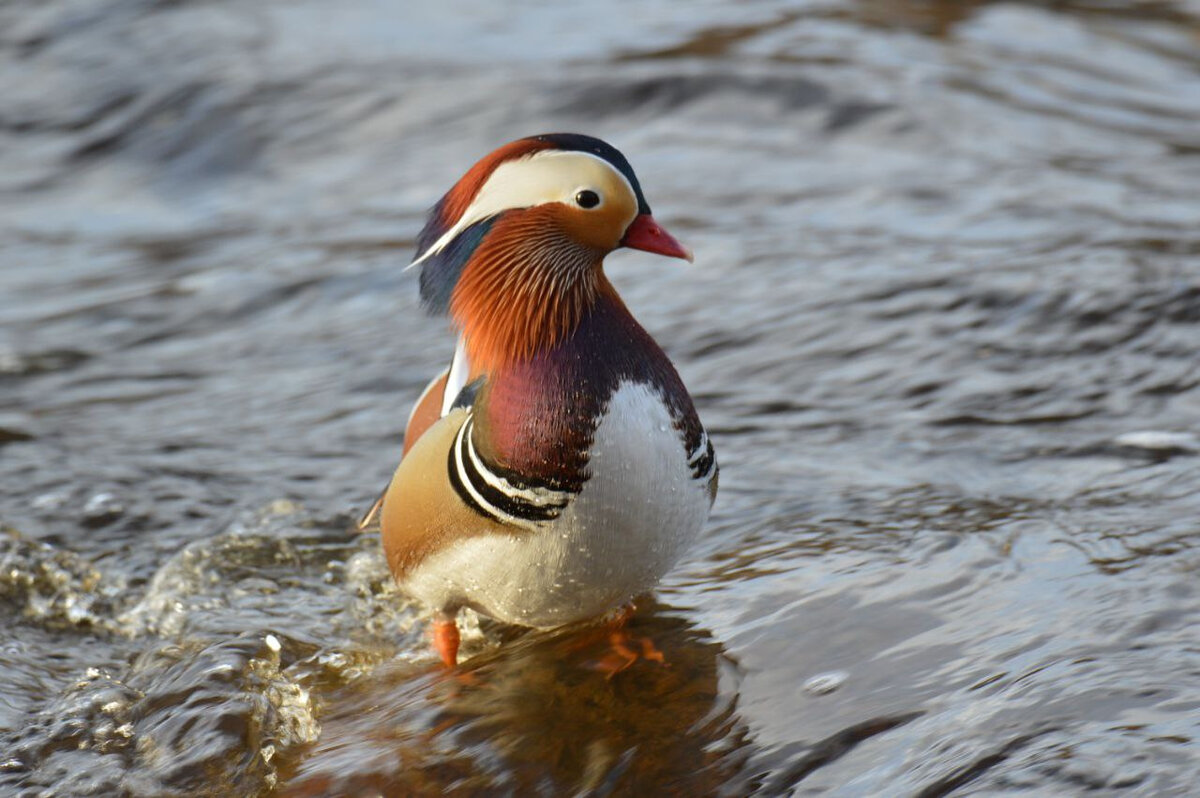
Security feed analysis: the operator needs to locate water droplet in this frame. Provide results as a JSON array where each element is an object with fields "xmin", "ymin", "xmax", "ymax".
[{"xmin": 803, "ymin": 671, "xmax": 848, "ymax": 696}]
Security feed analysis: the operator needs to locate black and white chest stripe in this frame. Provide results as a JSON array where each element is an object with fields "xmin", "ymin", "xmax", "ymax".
[
  {"xmin": 687, "ymin": 429, "xmax": 716, "ymax": 481},
  {"xmin": 448, "ymin": 412, "xmax": 575, "ymax": 529},
  {"xmin": 449, "ymin": 407, "xmax": 716, "ymax": 530}
]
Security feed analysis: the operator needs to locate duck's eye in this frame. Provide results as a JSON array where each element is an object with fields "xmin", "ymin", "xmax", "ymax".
[{"xmin": 574, "ymin": 190, "xmax": 601, "ymax": 209}]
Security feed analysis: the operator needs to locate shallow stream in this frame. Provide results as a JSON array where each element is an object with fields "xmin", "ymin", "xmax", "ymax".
[{"xmin": 2, "ymin": 1, "xmax": 1200, "ymax": 794}]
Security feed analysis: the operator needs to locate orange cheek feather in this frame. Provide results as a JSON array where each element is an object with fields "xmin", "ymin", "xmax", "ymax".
[{"xmin": 450, "ymin": 206, "xmax": 611, "ymax": 374}]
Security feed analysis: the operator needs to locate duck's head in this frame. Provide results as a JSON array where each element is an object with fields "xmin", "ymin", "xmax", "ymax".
[{"xmin": 411, "ymin": 133, "xmax": 691, "ymax": 371}]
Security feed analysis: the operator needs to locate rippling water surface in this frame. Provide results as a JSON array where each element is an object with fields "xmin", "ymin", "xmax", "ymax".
[{"xmin": 3, "ymin": 1, "xmax": 1200, "ymax": 794}]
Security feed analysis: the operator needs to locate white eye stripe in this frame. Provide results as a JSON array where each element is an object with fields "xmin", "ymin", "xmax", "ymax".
[{"xmin": 408, "ymin": 150, "xmax": 637, "ymax": 270}]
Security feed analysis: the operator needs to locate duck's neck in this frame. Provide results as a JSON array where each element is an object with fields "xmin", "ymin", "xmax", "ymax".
[{"xmin": 470, "ymin": 290, "xmax": 700, "ymax": 491}]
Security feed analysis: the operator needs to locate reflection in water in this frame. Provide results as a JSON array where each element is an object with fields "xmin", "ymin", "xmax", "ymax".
[{"xmin": 281, "ymin": 601, "xmax": 753, "ymax": 796}]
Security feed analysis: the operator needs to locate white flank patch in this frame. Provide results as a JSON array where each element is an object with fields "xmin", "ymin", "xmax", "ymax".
[
  {"xmin": 408, "ymin": 150, "xmax": 637, "ymax": 268},
  {"xmin": 404, "ymin": 381, "xmax": 712, "ymax": 628}
]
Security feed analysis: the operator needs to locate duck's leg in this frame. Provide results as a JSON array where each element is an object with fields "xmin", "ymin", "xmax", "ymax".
[{"xmin": 432, "ymin": 613, "xmax": 460, "ymax": 667}]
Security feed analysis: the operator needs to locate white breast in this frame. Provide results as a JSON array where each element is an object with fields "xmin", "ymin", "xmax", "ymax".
[{"xmin": 403, "ymin": 381, "xmax": 712, "ymax": 628}]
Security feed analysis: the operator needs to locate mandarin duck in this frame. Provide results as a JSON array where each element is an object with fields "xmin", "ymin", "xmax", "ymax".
[{"xmin": 366, "ymin": 133, "xmax": 718, "ymax": 666}]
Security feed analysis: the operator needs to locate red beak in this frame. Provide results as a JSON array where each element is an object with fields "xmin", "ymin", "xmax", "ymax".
[{"xmin": 620, "ymin": 214, "xmax": 694, "ymax": 262}]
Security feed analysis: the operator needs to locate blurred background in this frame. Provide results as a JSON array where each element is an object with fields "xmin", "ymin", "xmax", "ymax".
[{"xmin": 2, "ymin": 1, "xmax": 1200, "ymax": 795}]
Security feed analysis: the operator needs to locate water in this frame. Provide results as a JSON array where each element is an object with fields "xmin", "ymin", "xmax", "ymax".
[{"xmin": 3, "ymin": 0, "xmax": 1200, "ymax": 794}]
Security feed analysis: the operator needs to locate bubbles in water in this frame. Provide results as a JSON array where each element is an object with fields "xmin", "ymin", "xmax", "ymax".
[{"xmin": 0, "ymin": 528, "xmax": 125, "ymax": 631}]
